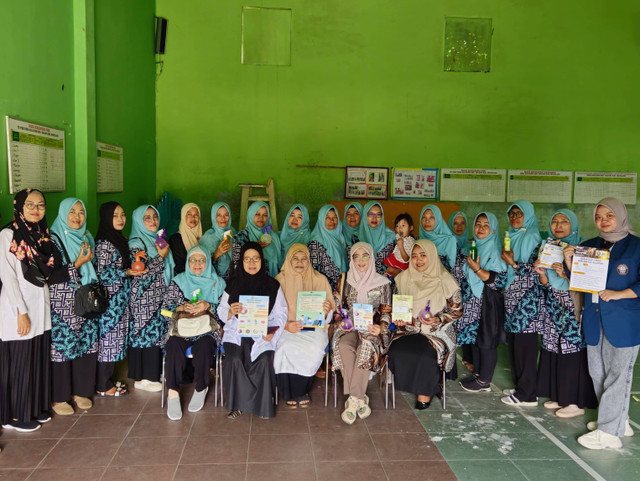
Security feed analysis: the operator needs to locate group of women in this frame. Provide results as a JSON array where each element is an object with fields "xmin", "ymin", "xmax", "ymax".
[{"xmin": 0, "ymin": 189, "xmax": 637, "ymax": 452}]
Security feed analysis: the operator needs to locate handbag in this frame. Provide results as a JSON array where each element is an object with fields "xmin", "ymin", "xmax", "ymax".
[
  {"xmin": 52, "ymin": 233, "xmax": 110, "ymax": 319},
  {"xmin": 171, "ymin": 311, "xmax": 219, "ymax": 338}
]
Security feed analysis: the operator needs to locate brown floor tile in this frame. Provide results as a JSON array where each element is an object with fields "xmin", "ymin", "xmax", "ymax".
[
  {"xmin": 371, "ymin": 433, "xmax": 442, "ymax": 461},
  {"xmin": 179, "ymin": 435, "xmax": 249, "ymax": 465},
  {"xmin": 247, "ymin": 462, "xmax": 316, "ymax": 481},
  {"xmin": 111, "ymin": 436, "xmax": 186, "ymax": 466},
  {"xmin": 383, "ymin": 460, "xmax": 457, "ymax": 480},
  {"xmin": 128, "ymin": 413, "xmax": 194, "ymax": 437},
  {"xmin": 364, "ymin": 410, "xmax": 426, "ymax": 434},
  {"xmin": 307, "ymin": 409, "xmax": 369, "ymax": 435},
  {"xmin": 190, "ymin": 411, "xmax": 251, "ymax": 436},
  {"xmin": 64, "ymin": 414, "xmax": 137, "ymax": 439},
  {"xmin": 0, "ymin": 440, "xmax": 57, "ymax": 469},
  {"xmin": 0, "ymin": 469, "xmax": 33, "ymax": 481},
  {"xmin": 248, "ymin": 434, "xmax": 312, "ymax": 463},
  {"xmin": 174, "ymin": 464, "xmax": 247, "ymax": 481},
  {"xmin": 0, "ymin": 416, "xmax": 78, "ymax": 440},
  {"xmin": 316, "ymin": 461, "xmax": 386, "ymax": 481},
  {"xmin": 103, "ymin": 466, "xmax": 176, "ymax": 481},
  {"xmin": 250, "ymin": 411, "xmax": 309, "ymax": 435},
  {"xmin": 311, "ymin": 433, "xmax": 376, "ymax": 462},
  {"xmin": 40, "ymin": 438, "xmax": 121, "ymax": 468},
  {"xmin": 88, "ymin": 393, "xmax": 149, "ymax": 415},
  {"xmin": 27, "ymin": 467, "xmax": 105, "ymax": 481}
]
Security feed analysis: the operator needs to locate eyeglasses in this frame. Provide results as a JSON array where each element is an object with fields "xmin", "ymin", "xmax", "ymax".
[
  {"xmin": 508, "ymin": 211, "xmax": 524, "ymax": 219},
  {"xmin": 24, "ymin": 203, "xmax": 46, "ymax": 212},
  {"xmin": 367, "ymin": 213, "xmax": 382, "ymax": 218},
  {"xmin": 243, "ymin": 256, "xmax": 261, "ymax": 263},
  {"xmin": 188, "ymin": 258, "xmax": 207, "ymax": 265},
  {"xmin": 352, "ymin": 254, "xmax": 370, "ymax": 261},
  {"xmin": 143, "ymin": 214, "xmax": 159, "ymax": 221}
]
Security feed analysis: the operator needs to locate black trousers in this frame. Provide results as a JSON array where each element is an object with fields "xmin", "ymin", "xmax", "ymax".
[
  {"xmin": 470, "ymin": 345, "xmax": 499, "ymax": 383},
  {"xmin": 508, "ymin": 332, "xmax": 539, "ymax": 402},
  {"xmin": 165, "ymin": 336, "xmax": 216, "ymax": 392},
  {"xmin": 128, "ymin": 346, "xmax": 162, "ymax": 382},
  {"xmin": 52, "ymin": 352, "xmax": 98, "ymax": 402},
  {"xmin": 96, "ymin": 361, "xmax": 115, "ymax": 392}
]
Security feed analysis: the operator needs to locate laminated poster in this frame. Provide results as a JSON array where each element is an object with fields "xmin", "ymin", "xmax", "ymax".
[
  {"xmin": 237, "ymin": 295, "xmax": 269, "ymax": 337},
  {"xmin": 352, "ymin": 303, "xmax": 374, "ymax": 331},
  {"xmin": 296, "ymin": 291, "xmax": 327, "ymax": 328}
]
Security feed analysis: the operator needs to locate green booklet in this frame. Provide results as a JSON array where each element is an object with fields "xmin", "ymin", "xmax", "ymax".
[{"xmin": 296, "ymin": 291, "xmax": 327, "ymax": 328}]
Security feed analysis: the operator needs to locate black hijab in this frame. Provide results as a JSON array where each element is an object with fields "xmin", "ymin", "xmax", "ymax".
[
  {"xmin": 226, "ymin": 241, "xmax": 280, "ymax": 311},
  {"xmin": 8, "ymin": 189, "xmax": 54, "ymax": 287},
  {"xmin": 95, "ymin": 202, "xmax": 131, "ymax": 269}
]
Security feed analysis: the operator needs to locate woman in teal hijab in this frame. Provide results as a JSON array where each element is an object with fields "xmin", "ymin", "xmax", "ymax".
[
  {"xmin": 127, "ymin": 205, "xmax": 174, "ymax": 392},
  {"xmin": 357, "ymin": 201, "xmax": 396, "ymax": 276},
  {"xmin": 280, "ymin": 204, "xmax": 312, "ymax": 259},
  {"xmin": 232, "ymin": 201, "xmax": 282, "ymax": 277},
  {"xmin": 535, "ymin": 209, "xmax": 596, "ymax": 417},
  {"xmin": 419, "ymin": 205, "xmax": 457, "ymax": 270},
  {"xmin": 199, "ymin": 202, "xmax": 235, "ymax": 279},
  {"xmin": 448, "ymin": 211, "xmax": 470, "ymax": 256},
  {"xmin": 342, "ymin": 202, "xmax": 363, "ymax": 247},
  {"xmin": 308, "ymin": 204, "xmax": 347, "ymax": 289},
  {"xmin": 162, "ymin": 246, "xmax": 226, "ymax": 420}
]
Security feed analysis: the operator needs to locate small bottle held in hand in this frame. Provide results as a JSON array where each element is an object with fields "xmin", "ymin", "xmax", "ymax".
[
  {"xmin": 156, "ymin": 228, "xmax": 168, "ymax": 249},
  {"xmin": 469, "ymin": 240, "xmax": 478, "ymax": 262},
  {"xmin": 504, "ymin": 231, "xmax": 511, "ymax": 252}
]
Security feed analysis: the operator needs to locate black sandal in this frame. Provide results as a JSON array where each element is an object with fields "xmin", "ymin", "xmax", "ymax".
[{"xmin": 227, "ymin": 410, "xmax": 243, "ymax": 419}]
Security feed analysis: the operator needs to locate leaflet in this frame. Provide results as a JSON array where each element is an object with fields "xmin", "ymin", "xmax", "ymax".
[
  {"xmin": 352, "ymin": 303, "xmax": 374, "ymax": 331},
  {"xmin": 237, "ymin": 295, "xmax": 269, "ymax": 337},
  {"xmin": 538, "ymin": 238, "xmax": 568, "ymax": 268},
  {"xmin": 296, "ymin": 291, "xmax": 327, "ymax": 328},
  {"xmin": 569, "ymin": 247, "xmax": 610, "ymax": 294},
  {"xmin": 392, "ymin": 295, "xmax": 413, "ymax": 323}
]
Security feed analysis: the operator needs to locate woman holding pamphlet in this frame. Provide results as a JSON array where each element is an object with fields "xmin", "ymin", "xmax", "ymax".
[
  {"xmin": 274, "ymin": 244, "xmax": 334, "ymax": 408},
  {"xmin": 332, "ymin": 242, "xmax": 392, "ymax": 424},
  {"xmin": 387, "ymin": 239, "xmax": 461, "ymax": 410},
  {"xmin": 217, "ymin": 242, "xmax": 287, "ymax": 419},
  {"xmin": 565, "ymin": 198, "xmax": 640, "ymax": 450},
  {"xmin": 535, "ymin": 209, "xmax": 597, "ymax": 419}
]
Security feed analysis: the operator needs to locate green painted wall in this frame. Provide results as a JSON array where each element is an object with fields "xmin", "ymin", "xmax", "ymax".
[
  {"xmin": 0, "ymin": 0, "xmax": 156, "ymax": 235},
  {"xmin": 155, "ymin": 0, "xmax": 640, "ymax": 237}
]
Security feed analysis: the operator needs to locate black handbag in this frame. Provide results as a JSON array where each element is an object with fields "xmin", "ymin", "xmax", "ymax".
[{"xmin": 52, "ymin": 234, "xmax": 110, "ymax": 319}]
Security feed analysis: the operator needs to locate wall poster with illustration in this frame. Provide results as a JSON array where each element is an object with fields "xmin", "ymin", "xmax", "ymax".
[{"xmin": 345, "ymin": 166, "xmax": 389, "ymax": 200}]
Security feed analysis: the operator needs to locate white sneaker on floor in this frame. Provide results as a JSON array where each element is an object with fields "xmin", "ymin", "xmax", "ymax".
[
  {"xmin": 500, "ymin": 395, "xmax": 537, "ymax": 407},
  {"xmin": 135, "ymin": 379, "xmax": 163, "ymax": 392},
  {"xmin": 555, "ymin": 404, "xmax": 584, "ymax": 418},
  {"xmin": 587, "ymin": 419, "xmax": 634, "ymax": 437},
  {"xmin": 502, "ymin": 388, "xmax": 516, "ymax": 396},
  {"xmin": 543, "ymin": 400, "xmax": 560, "ymax": 410},
  {"xmin": 577, "ymin": 429, "xmax": 622, "ymax": 450}
]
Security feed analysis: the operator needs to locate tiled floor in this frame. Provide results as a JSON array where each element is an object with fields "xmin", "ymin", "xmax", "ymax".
[{"xmin": 2, "ymin": 346, "xmax": 640, "ymax": 481}]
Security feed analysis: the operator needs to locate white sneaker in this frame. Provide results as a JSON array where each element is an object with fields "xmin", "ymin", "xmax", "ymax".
[
  {"xmin": 555, "ymin": 404, "xmax": 584, "ymax": 418},
  {"xmin": 501, "ymin": 395, "xmax": 537, "ymax": 407},
  {"xmin": 587, "ymin": 419, "xmax": 634, "ymax": 437},
  {"xmin": 135, "ymin": 379, "xmax": 163, "ymax": 392},
  {"xmin": 577, "ymin": 429, "xmax": 622, "ymax": 450},
  {"xmin": 502, "ymin": 388, "xmax": 516, "ymax": 396},
  {"xmin": 543, "ymin": 400, "xmax": 560, "ymax": 410}
]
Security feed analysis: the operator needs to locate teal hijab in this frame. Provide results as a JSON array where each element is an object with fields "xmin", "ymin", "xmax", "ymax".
[
  {"xmin": 419, "ymin": 205, "xmax": 457, "ymax": 269},
  {"xmin": 129, "ymin": 205, "xmax": 175, "ymax": 285},
  {"xmin": 199, "ymin": 202, "xmax": 235, "ymax": 275},
  {"xmin": 310, "ymin": 205, "xmax": 348, "ymax": 272},
  {"xmin": 546, "ymin": 209, "xmax": 581, "ymax": 290},
  {"xmin": 463, "ymin": 213, "xmax": 507, "ymax": 298},
  {"xmin": 448, "ymin": 211, "xmax": 470, "ymax": 256},
  {"xmin": 280, "ymin": 204, "xmax": 311, "ymax": 259},
  {"xmin": 357, "ymin": 201, "xmax": 396, "ymax": 254},
  {"xmin": 244, "ymin": 201, "xmax": 282, "ymax": 277},
  {"xmin": 50, "ymin": 198, "xmax": 97, "ymax": 285},
  {"xmin": 173, "ymin": 246, "xmax": 226, "ymax": 305},
  {"xmin": 342, "ymin": 202, "xmax": 363, "ymax": 247},
  {"xmin": 505, "ymin": 200, "xmax": 542, "ymax": 288}
]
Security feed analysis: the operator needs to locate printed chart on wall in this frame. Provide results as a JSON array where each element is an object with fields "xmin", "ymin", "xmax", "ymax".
[
  {"xmin": 391, "ymin": 168, "xmax": 438, "ymax": 200},
  {"xmin": 345, "ymin": 166, "xmax": 388, "ymax": 200},
  {"xmin": 5, "ymin": 116, "xmax": 66, "ymax": 194},
  {"xmin": 440, "ymin": 168, "xmax": 506, "ymax": 202},
  {"xmin": 97, "ymin": 141, "xmax": 124, "ymax": 193},
  {"xmin": 573, "ymin": 172, "xmax": 637, "ymax": 205},
  {"xmin": 507, "ymin": 170, "xmax": 573, "ymax": 203}
]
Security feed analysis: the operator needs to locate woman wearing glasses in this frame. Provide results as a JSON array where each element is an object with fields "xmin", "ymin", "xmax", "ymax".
[
  {"xmin": 169, "ymin": 203, "xmax": 203, "ymax": 275},
  {"xmin": 128, "ymin": 205, "xmax": 175, "ymax": 392},
  {"xmin": 0, "ymin": 190, "xmax": 54, "ymax": 432},
  {"xmin": 356, "ymin": 202, "xmax": 396, "ymax": 276},
  {"xmin": 500, "ymin": 200, "xmax": 544, "ymax": 406},
  {"xmin": 308, "ymin": 205, "xmax": 348, "ymax": 290}
]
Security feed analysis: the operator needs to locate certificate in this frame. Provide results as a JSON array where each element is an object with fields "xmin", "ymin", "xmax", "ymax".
[
  {"xmin": 569, "ymin": 247, "xmax": 610, "ymax": 294},
  {"xmin": 538, "ymin": 238, "xmax": 568, "ymax": 268},
  {"xmin": 237, "ymin": 295, "xmax": 269, "ymax": 337},
  {"xmin": 296, "ymin": 291, "xmax": 327, "ymax": 328},
  {"xmin": 352, "ymin": 303, "xmax": 374, "ymax": 331},
  {"xmin": 392, "ymin": 295, "xmax": 413, "ymax": 323}
]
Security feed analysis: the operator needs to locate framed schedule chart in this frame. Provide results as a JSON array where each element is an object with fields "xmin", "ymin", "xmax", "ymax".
[{"xmin": 5, "ymin": 116, "xmax": 66, "ymax": 194}]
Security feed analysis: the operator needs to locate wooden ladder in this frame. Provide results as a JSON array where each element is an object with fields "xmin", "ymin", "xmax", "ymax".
[{"xmin": 239, "ymin": 178, "xmax": 277, "ymax": 230}]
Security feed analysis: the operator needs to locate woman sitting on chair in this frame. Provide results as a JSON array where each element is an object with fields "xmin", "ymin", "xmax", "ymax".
[
  {"xmin": 162, "ymin": 246, "xmax": 225, "ymax": 420},
  {"xmin": 387, "ymin": 239, "xmax": 461, "ymax": 409}
]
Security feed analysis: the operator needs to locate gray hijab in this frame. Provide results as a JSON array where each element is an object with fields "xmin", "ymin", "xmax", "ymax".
[{"xmin": 594, "ymin": 197, "xmax": 635, "ymax": 242}]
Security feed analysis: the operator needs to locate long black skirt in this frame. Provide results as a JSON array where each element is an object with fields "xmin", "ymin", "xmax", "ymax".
[
  {"xmin": 388, "ymin": 334, "xmax": 441, "ymax": 397},
  {"xmin": 128, "ymin": 346, "xmax": 162, "ymax": 382},
  {"xmin": 223, "ymin": 339, "xmax": 275, "ymax": 418},
  {"xmin": 537, "ymin": 348, "xmax": 598, "ymax": 409},
  {"xmin": 0, "ymin": 331, "xmax": 52, "ymax": 425},
  {"xmin": 52, "ymin": 352, "xmax": 98, "ymax": 402},
  {"xmin": 276, "ymin": 373, "xmax": 314, "ymax": 402}
]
